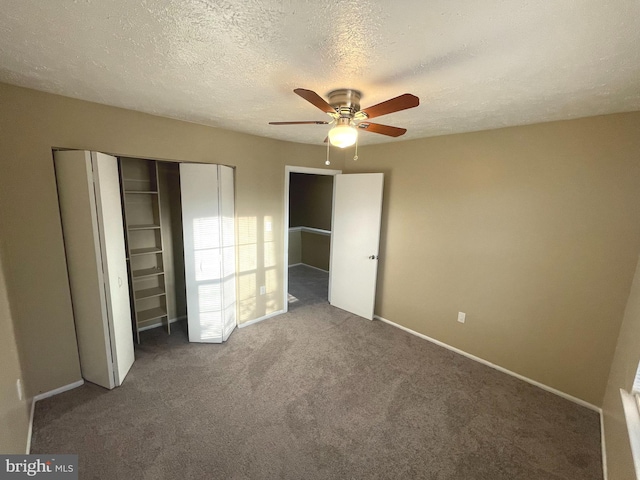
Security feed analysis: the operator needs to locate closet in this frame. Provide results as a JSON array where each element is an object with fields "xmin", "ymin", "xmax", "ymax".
[
  {"xmin": 55, "ymin": 150, "xmax": 237, "ymax": 390},
  {"xmin": 119, "ymin": 158, "xmax": 177, "ymax": 343}
]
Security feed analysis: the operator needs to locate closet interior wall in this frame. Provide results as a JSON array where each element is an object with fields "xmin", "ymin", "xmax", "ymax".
[
  {"xmin": 288, "ymin": 173, "xmax": 333, "ymax": 271},
  {"xmin": 157, "ymin": 161, "xmax": 186, "ymax": 326}
]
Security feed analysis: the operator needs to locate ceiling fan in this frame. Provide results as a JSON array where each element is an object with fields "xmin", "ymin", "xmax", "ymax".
[{"xmin": 270, "ymin": 88, "xmax": 420, "ymax": 148}]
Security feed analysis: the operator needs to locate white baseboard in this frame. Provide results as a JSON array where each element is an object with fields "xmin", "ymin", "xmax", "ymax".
[
  {"xmin": 289, "ymin": 226, "xmax": 331, "ymax": 236},
  {"xmin": 27, "ymin": 379, "xmax": 85, "ymax": 454},
  {"xmin": 238, "ymin": 309, "xmax": 285, "ymax": 329},
  {"xmin": 138, "ymin": 316, "xmax": 185, "ymax": 332},
  {"xmin": 289, "ymin": 263, "xmax": 329, "ymax": 273},
  {"xmin": 374, "ymin": 315, "xmax": 601, "ymax": 412},
  {"xmin": 600, "ymin": 409, "xmax": 608, "ymax": 480},
  {"xmin": 32, "ymin": 379, "xmax": 84, "ymax": 403},
  {"xmin": 304, "ymin": 264, "xmax": 329, "ymax": 273}
]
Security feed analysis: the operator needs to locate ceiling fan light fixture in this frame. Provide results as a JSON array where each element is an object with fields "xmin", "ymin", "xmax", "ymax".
[
  {"xmin": 328, "ymin": 123, "xmax": 358, "ymax": 148},
  {"xmin": 270, "ymin": 88, "xmax": 419, "ymax": 154}
]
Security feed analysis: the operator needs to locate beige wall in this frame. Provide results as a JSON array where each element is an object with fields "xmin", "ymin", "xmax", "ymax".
[
  {"xmin": 0, "ymin": 83, "xmax": 335, "ymax": 397},
  {"xmin": 602, "ymin": 255, "xmax": 640, "ymax": 480},
  {"xmin": 0, "ymin": 245, "xmax": 30, "ymax": 453},
  {"xmin": 289, "ymin": 173, "xmax": 333, "ymax": 230},
  {"xmin": 288, "ymin": 230, "xmax": 302, "ymax": 266},
  {"xmin": 345, "ymin": 112, "xmax": 640, "ymax": 406},
  {"xmin": 301, "ymin": 232, "xmax": 331, "ymax": 271},
  {"xmin": 3, "ymin": 79, "xmax": 640, "ymax": 454}
]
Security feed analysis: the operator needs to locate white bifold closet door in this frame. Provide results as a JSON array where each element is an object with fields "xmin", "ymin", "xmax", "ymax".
[
  {"xmin": 54, "ymin": 150, "xmax": 135, "ymax": 389},
  {"xmin": 180, "ymin": 163, "xmax": 237, "ymax": 343}
]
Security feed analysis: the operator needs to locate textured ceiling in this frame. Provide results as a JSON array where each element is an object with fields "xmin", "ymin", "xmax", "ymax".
[{"xmin": 1, "ymin": 0, "xmax": 639, "ymax": 146}]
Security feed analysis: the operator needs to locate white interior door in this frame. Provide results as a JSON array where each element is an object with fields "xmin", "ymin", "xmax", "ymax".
[
  {"xmin": 91, "ymin": 152, "xmax": 135, "ymax": 386},
  {"xmin": 181, "ymin": 163, "xmax": 225, "ymax": 343},
  {"xmin": 329, "ymin": 173, "xmax": 384, "ymax": 320}
]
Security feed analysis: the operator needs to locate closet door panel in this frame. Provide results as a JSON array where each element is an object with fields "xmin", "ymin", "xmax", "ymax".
[
  {"xmin": 54, "ymin": 150, "xmax": 115, "ymax": 389},
  {"xmin": 91, "ymin": 152, "xmax": 135, "ymax": 385},
  {"xmin": 180, "ymin": 163, "xmax": 224, "ymax": 343},
  {"xmin": 219, "ymin": 165, "xmax": 237, "ymax": 341}
]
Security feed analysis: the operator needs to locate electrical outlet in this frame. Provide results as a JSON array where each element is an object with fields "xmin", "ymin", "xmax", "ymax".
[
  {"xmin": 260, "ymin": 285, "xmax": 266, "ymax": 295},
  {"xmin": 457, "ymin": 312, "xmax": 466, "ymax": 324},
  {"xmin": 16, "ymin": 379, "xmax": 23, "ymax": 401}
]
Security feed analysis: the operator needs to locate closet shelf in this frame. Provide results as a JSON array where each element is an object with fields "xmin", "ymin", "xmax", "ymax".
[
  {"xmin": 128, "ymin": 224, "xmax": 161, "ymax": 230},
  {"xmin": 137, "ymin": 307, "xmax": 168, "ymax": 324},
  {"xmin": 132, "ymin": 267, "xmax": 164, "ymax": 279},
  {"xmin": 130, "ymin": 247, "xmax": 163, "ymax": 256},
  {"xmin": 135, "ymin": 287, "xmax": 166, "ymax": 300},
  {"xmin": 124, "ymin": 190, "xmax": 158, "ymax": 194}
]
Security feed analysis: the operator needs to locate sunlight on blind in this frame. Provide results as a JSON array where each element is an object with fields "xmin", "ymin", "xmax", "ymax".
[
  {"xmin": 193, "ymin": 217, "xmax": 220, "ymax": 250},
  {"xmin": 240, "ymin": 297, "xmax": 257, "ymax": 321},
  {"xmin": 239, "ymin": 273, "xmax": 256, "ymax": 301},
  {"xmin": 238, "ymin": 217, "xmax": 257, "ymax": 245},
  {"xmin": 222, "ymin": 246, "xmax": 235, "ymax": 276},
  {"xmin": 265, "ymin": 268, "xmax": 278, "ymax": 295},
  {"xmin": 223, "ymin": 307, "xmax": 235, "ymax": 334},
  {"xmin": 264, "ymin": 216, "xmax": 279, "ymax": 315},
  {"xmin": 198, "ymin": 284, "xmax": 223, "ymax": 340},
  {"xmin": 194, "ymin": 249, "xmax": 221, "ymax": 281},
  {"xmin": 223, "ymin": 277, "xmax": 236, "ymax": 308},
  {"xmin": 239, "ymin": 244, "xmax": 257, "ymax": 272},
  {"xmin": 264, "ymin": 242, "xmax": 276, "ymax": 268},
  {"xmin": 222, "ymin": 216, "xmax": 235, "ymax": 247},
  {"xmin": 235, "ymin": 214, "xmax": 281, "ymax": 322},
  {"xmin": 199, "ymin": 313, "xmax": 223, "ymax": 340},
  {"xmin": 264, "ymin": 216, "xmax": 273, "ymax": 242},
  {"xmin": 237, "ymin": 216, "xmax": 258, "ymax": 322},
  {"xmin": 198, "ymin": 284, "xmax": 222, "ymax": 311}
]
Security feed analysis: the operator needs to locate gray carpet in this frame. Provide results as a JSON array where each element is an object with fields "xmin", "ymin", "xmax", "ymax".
[
  {"xmin": 31, "ymin": 304, "xmax": 602, "ymax": 480},
  {"xmin": 288, "ymin": 264, "xmax": 329, "ymax": 310}
]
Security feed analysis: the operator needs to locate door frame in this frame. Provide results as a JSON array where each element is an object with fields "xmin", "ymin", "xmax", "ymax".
[{"xmin": 283, "ymin": 165, "xmax": 341, "ymax": 313}]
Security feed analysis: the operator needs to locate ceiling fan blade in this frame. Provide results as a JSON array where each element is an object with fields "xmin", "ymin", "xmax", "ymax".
[
  {"xmin": 357, "ymin": 122, "xmax": 407, "ymax": 137},
  {"xmin": 269, "ymin": 121, "xmax": 329, "ymax": 125},
  {"xmin": 294, "ymin": 88, "xmax": 336, "ymax": 114},
  {"xmin": 359, "ymin": 94, "xmax": 419, "ymax": 119}
]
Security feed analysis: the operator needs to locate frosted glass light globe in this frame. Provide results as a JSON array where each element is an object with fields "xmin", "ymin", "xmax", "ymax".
[{"xmin": 328, "ymin": 124, "xmax": 358, "ymax": 148}]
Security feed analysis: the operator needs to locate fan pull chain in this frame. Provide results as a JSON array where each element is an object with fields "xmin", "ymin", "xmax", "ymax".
[
  {"xmin": 325, "ymin": 139, "xmax": 331, "ymax": 165},
  {"xmin": 354, "ymin": 134, "xmax": 359, "ymax": 161}
]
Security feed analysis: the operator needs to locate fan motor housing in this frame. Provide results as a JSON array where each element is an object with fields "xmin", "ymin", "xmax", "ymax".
[{"xmin": 328, "ymin": 89, "xmax": 362, "ymax": 118}]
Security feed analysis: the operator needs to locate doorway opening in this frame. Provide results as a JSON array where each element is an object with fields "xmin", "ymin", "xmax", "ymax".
[{"xmin": 283, "ymin": 166, "xmax": 341, "ymax": 312}]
